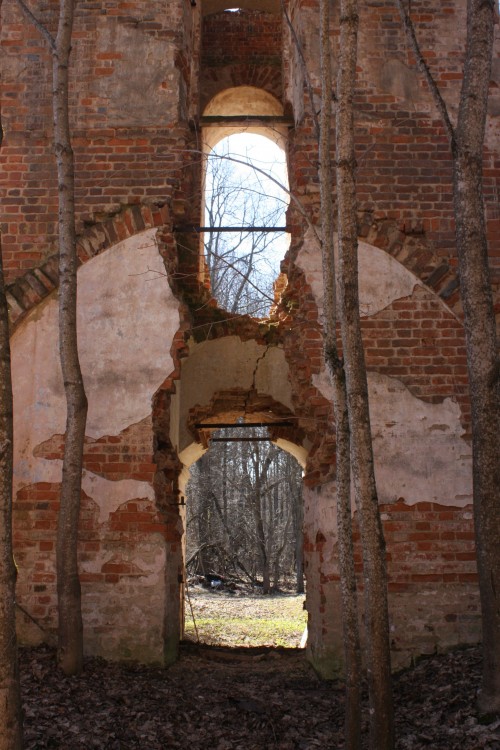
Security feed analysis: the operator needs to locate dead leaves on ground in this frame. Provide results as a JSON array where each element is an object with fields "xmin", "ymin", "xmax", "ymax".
[{"xmin": 19, "ymin": 644, "xmax": 500, "ymax": 749}]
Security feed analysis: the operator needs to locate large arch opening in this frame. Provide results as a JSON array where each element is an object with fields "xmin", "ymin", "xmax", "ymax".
[
  {"xmin": 168, "ymin": 332, "xmax": 308, "ymax": 649},
  {"xmin": 201, "ymin": 87, "xmax": 290, "ymax": 317}
]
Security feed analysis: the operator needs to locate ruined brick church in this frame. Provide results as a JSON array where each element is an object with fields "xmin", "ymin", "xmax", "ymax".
[{"xmin": 1, "ymin": 0, "xmax": 499, "ymax": 676}]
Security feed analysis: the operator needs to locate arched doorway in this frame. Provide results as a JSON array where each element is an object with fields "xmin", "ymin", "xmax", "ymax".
[
  {"xmin": 183, "ymin": 425, "xmax": 305, "ymax": 648},
  {"xmin": 162, "ymin": 331, "xmax": 308, "ymax": 649}
]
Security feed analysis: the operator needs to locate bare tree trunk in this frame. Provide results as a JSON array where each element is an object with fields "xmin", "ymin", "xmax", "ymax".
[
  {"xmin": 0, "ymin": 232, "xmax": 24, "ymax": 748},
  {"xmin": 319, "ymin": 0, "xmax": 362, "ymax": 746},
  {"xmin": 292, "ymin": 481, "xmax": 304, "ymax": 594},
  {"xmin": 335, "ymin": 1, "xmax": 394, "ymax": 747},
  {"xmin": 397, "ymin": 0, "xmax": 499, "ymax": 716},
  {"xmin": 52, "ymin": 0, "xmax": 87, "ymax": 675},
  {"xmin": 16, "ymin": 0, "xmax": 87, "ymax": 678},
  {"xmin": 52, "ymin": 1, "xmax": 87, "ymax": 676},
  {"xmin": 452, "ymin": 2, "xmax": 499, "ymax": 716},
  {"xmin": 196, "ymin": 455, "xmax": 211, "ymax": 574},
  {"xmin": 245, "ymin": 443, "xmax": 274, "ymax": 594}
]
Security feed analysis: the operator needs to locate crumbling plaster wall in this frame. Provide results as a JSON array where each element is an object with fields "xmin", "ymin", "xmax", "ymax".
[
  {"xmin": 282, "ymin": 0, "xmax": 500, "ymax": 314},
  {"xmin": 294, "ymin": 233, "xmax": 476, "ymax": 674},
  {"xmin": 1, "ymin": 0, "xmax": 497, "ymax": 670},
  {"xmin": 174, "ymin": 337, "xmax": 293, "ymax": 457},
  {"xmin": 12, "ymin": 229, "xmax": 182, "ymax": 662}
]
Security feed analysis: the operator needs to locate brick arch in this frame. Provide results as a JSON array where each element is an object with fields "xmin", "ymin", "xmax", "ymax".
[
  {"xmin": 199, "ymin": 64, "xmax": 283, "ymax": 114},
  {"xmin": 357, "ymin": 211, "xmax": 462, "ymax": 314},
  {"xmin": 6, "ymin": 203, "xmax": 171, "ymax": 330},
  {"xmin": 187, "ymin": 388, "xmax": 306, "ymax": 453},
  {"xmin": 200, "ymin": 8, "xmax": 283, "ymax": 112}
]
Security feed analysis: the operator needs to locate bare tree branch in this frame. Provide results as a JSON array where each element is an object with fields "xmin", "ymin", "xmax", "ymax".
[
  {"xmin": 395, "ymin": 0, "xmax": 456, "ymax": 147},
  {"xmin": 280, "ymin": 0, "xmax": 320, "ymax": 140},
  {"xmin": 15, "ymin": 0, "xmax": 56, "ymax": 50}
]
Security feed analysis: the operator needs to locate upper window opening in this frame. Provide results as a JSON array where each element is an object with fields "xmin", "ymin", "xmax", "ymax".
[{"xmin": 204, "ymin": 133, "xmax": 289, "ymax": 318}]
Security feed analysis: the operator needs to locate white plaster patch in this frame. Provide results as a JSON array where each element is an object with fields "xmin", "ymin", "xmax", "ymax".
[
  {"xmin": 312, "ymin": 369, "xmax": 472, "ymax": 507},
  {"xmin": 80, "ymin": 543, "xmax": 165, "ymax": 581},
  {"xmin": 303, "ymin": 483, "xmax": 339, "ymax": 561},
  {"xmin": 254, "ymin": 345, "xmax": 293, "ymax": 409},
  {"xmin": 81, "ymin": 472, "xmax": 156, "ymax": 524},
  {"xmin": 11, "ymin": 296, "xmax": 62, "ymax": 495},
  {"xmin": 296, "ymin": 229, "xmax": 419, "ymax": 318},
  {"xmin": 77, "ymin": 231, "xmax": 179, "ymax": 437},
  {"xmin": 11, "ymin": 229, "xmax": 180, "ymax": 499},
  {"xmin": 88, "ymin": 21, "xmax": 178, "ymax": 128}
]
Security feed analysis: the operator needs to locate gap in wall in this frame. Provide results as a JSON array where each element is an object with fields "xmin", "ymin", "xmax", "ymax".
[
  {"xmin": 204, "ymin": 133, "xmax": 289, "ymax": 317},
  {"xmin": 184, "ymin": 427, "xmax": 305, "ymax": 648}
]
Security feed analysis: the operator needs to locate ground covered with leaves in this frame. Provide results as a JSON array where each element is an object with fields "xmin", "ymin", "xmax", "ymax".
[
  {"xmin": 20, "ymin": 641, "xmax": 499, "ymax": 749},
  {"xmin": 18, "ymin": 579, "xmax": 500, "ymax": 749}
]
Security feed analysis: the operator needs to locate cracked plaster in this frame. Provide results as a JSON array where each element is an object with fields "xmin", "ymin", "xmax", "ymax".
[
  {"xmin": 174, "ymin": 336, "xmax": 293, "ymax": 455},
  {"xmin": 11, "ymin": 229, "xmax": 180, "ymax": 503},
  {"xmin": 313, "ymin": 369, "xmax": 473, "ymax": 507},
  {"xmin": 296, "ymin": 229, "xmax": 420, "ymax": 319}
]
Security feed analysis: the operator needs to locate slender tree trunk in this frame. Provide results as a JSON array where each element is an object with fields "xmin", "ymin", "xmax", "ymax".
[
  {"xmin": 318, "ymin": 0, "xmax": 362, "ymax": 746},
  {"xmin": 335, "ymin": 1, "xmax": 394, "ymax": 747},
  {"xmin": 17, "ymin": 0, "xmax": 87, "ymax": 678},
  {"xmin": 0, "ymin": 233, "xmax": 24, "ymax": 749},
  {"xmin": 247, "ymin": 445, "xmax": 273, "ymax": 594},
  {"xmin": 453, "ymin": 1, "xmax": 499, "ymax": 716},
  {"xmin": 397, "ymin": 0, "xmax": 499, "ymax": 716},
  {"xmin": 293, "ymin": 483, "xmax": 305, "ymax": 594},
  {"xmin": 454, "ymin": 145, "xmax": 500, "ymax": 716},
  {"xmin": 197, "ymin": 455, "xmax": 211, "ymax": 574},
  {"xmin": 52, "ymin": 1, "xmax": 88, "ymax": 676}
]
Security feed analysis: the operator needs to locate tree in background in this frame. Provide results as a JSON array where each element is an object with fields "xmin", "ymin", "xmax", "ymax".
[
  {"xmin": 17, "ymin": 0, "xmax": 88, "ymax": 676},
  {"xmin": 397, "ymin": 0, "xmax": 500, "ymax": 716},
  {"xmin": 186, "ymin": 430, "xmax": 303, "ymax": 595}
]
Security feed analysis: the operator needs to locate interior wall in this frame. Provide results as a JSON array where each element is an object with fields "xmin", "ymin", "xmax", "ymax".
[
  {"xmin": 2, "ymin": 0, "xmax": 498, "ymax": 671},
  {"xmin": 294, "ymin": 235, "xmax": 476, "ymax": 675},
  {"xmin": 12, "ymin": 230, "xmax": 181, "ymax": 662}
]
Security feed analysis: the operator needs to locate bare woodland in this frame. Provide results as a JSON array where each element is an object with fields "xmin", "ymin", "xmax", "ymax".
[
  {"xmin": 186, "ymin": 430, "xmax": 304, "ymax": 594},
  {"xmin": 203, "ymin": 138, "xmax": 288, "ymax": 317}
]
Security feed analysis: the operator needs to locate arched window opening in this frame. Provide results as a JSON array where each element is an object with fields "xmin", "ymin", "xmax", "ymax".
[
  {"xmin": 184, "ymin": 427, "xmax": 305, "ymax": 648},
  {"xmin": 204, "ymin": 133, "xmax": 289, "ymax": 317}
]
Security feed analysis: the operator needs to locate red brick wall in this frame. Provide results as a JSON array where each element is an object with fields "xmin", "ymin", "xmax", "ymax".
[
  {"xmin": 0, "ymin": 0, "xmax": 194, "ymax": 282},
  {"xmin": 2, "ymin": 1, "xmax": 498, "ymax": 298},
  {"xmin": 278, "ymin": 264, "xmax": 471, "ymax": 486},
  {"xmin": 34, "ymin": 419, "xmax": 156, "ymax": 483},
  {"xmin": 200, "ymin": 9, "xmax": 283, "ymax": 111},
  {"xmin": 13, "ymin": 486, "xmax": 166, "ymax": 632},
  {"xmin": 2, "ymin": 0, "xmax": 496, "ymax": 663}
]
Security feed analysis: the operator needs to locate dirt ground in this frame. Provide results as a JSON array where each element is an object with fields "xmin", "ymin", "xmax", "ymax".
[
  {"xmin": 19, "ymin": 591, "xmax": 500, "ymax": 749},
  {"xmin": 184, "ymin": 587, "xmax": 307, "ymax": 647}
]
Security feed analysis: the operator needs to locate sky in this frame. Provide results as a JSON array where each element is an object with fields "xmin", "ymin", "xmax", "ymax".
[{"xmin": 206, "ymin": 132, "xmax": 290, "ymax": 267}]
